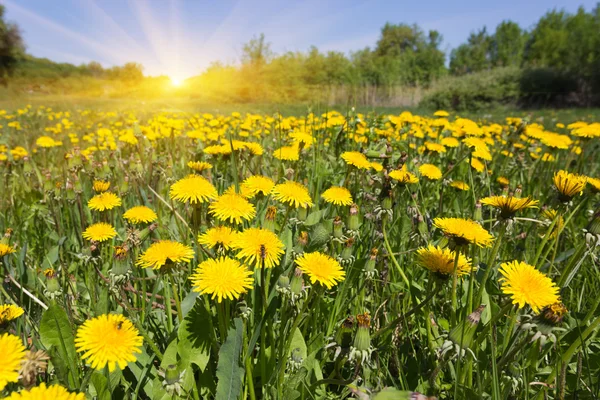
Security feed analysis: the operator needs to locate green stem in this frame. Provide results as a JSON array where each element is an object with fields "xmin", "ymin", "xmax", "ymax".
[
  {"xmin": 475, "ymin": 223, "xmax": 506, "ymax": 307},
  {"xmin": 169, "ymin": 274, "xmax": 183, "ymax": 323},
  {"xmin": 382, "ymin": 217, "xmax": 410, "ymax": 288}
]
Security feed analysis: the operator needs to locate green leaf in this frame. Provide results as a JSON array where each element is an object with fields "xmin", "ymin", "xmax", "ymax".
[
  {"xmin": 39, "ymin": 303, "xmax": 78, "ymax": 388},
  {"xmin": 304, "ymin": 209, "xmax": 323, "ymax": 226},
  {"xmin": 372, "ymin": 388, "xmax": 411, "ymax": 399},
  {"xmin": 91, "ymin": 372, "xmax": 111, "ymax": 400},
  {"xmin": 215, "ymin": 318, "xmax": 244, "ymax": 400},
  {"xmin": 289, "ymin": 328, "xmax": 307, "ymax": 360},
  {"xmin": 177, "ymin": 301, "xmax": 211, "ymax": 371}
]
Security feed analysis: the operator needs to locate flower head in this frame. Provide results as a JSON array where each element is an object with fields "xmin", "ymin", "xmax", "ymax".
[
  {"xmin": 93, "ymin": 180, "xmax": 110, "ymax": 193},
  {"xmin": 0, "ymin": 304, "xmax": 24, "ymax": 324},
  {"xmin": 0, "ymin": 243, "xmax": 16, "ymax": 257},
  {"xmin": 0, "ymin": 333, "xmax": 26, "ymax": 390},
  {"xmin": 321, "ymin": 186, "xmax": 353, "ymax": 206},
  {"xmin": 450, "ymin": 181, "xmax": 470, "ymax": 191},
  {"xmin": 83, "ymin": 223, "xmax": 117, "ymax": 242},
  {"xmin": 295, "ymin": 252, "xmax": 345, "ymax": 289},
  {"xmin": 341, "ymin": 151, "xmax": 371, "ymax": 170},
  {"xmin": 190, "ymin": 257, "xmax": 254, "ymax": 302},
  {"xmin": 416, "ymin": 245, "xmax": 472, "ymax": 277},
  {"xmin": 240, "ymin": 175, "xmax": 275, "ymax": 198},
  {"xmin": 198, "ymin": 226, "xmax": 238, "ymax": 251},
  {"xmin": 75, "ymin": 314, "xmax": 142, "ymax": 371},
  {"xmin": 272, "ymin": 181, "xmax": 314, "ymax": 209},
  {"xmin": 4, "ymin": 383, "xmax": 84, "ymax": 400},
  {"xmin": 88, "ymin": 192, "xmax": 122, "ymax": 211},
  {"xmin": 187, "ymin": 161, "xmax": 213, "ymax": 172},
  {"xmin": 273, "ymin": 145, "xmax": 300, "ymax": 161},
  {"xmin": 137, "ymin": 240, "xmax": 195, "ymax": 270},
  {"xmin": 553, "ymin": 170, "xmax": 586, "ymax": 201},
  {"xmin": 123, "ymin": 206, "xmax": 158, "ymax": 224},
  {"xmin": 480, "ymin": 195, "xmax": 539, "ymax": 219},
  {"xmin": 232, "ymin": 228, "xmax": 285, "ymax": 269},
  {"xmin": 433, "ymin": 217, "xmax": 494, "ymax": 247},
  {"xmin": 170, "ymin": 175, "xmax": 218, "ymax": 204},
  {"xmin": 499, "ymin": 261, "xmax": 559, "ymax": 313},
  {"xmin": 389, "ymin": 165, "xmax": 419, "ymax": 184},
  {"xmin": 418, "ymin": 164, "xmax": 442, "ymax": 181},
  {"xmin": 209, "ymin": 193, "xmax": 256, "ymax": 224}
]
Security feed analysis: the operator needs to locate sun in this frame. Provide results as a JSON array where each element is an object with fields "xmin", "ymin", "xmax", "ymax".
[{"xmin": 170, "ymin": 76, "xmax": 183, "ymax": 87}]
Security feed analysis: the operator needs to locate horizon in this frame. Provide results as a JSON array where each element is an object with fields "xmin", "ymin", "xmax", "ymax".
[{"xmin": 3, "ymin": 0, "xmax": 597, "ymax": 80}]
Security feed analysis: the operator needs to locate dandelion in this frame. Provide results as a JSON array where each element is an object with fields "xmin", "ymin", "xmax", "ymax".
[
  {"xmin": 93, "ymin": 180, "xmax": 110, "ymax": 193},
  {"xmin": 480, "ymin": 195, "xmax": 539, "ymax": 219},
  {"xmin": 83, "ymin": 223, "xmax": 117, "ymax": 242},
  {"xmin": 389, "ymin": 165, "xmax": 419, "ymax": 184},
  {"xmin": 587, "ymin": 177, "xmax": 600, "ymax": 193},
  {"xmin": 198, "ymin": 226, "xmax": 238, "ymax": 251},
  {"xmin": 190, "ymin": 257, "xmax": 254, "ymax": 302},
  {"xmin": 209, "ymin": 193, "xmax": 256, "ymax": 224},
  {"xmin": 170, "ymin": 175, "xmax": 218, "ymax": 204},
  {"xmin": 123, "ymin": 206, "xmax": 158, "ymax": 224},
  {"xmin": 0, "ymin": 243, "xmax": 16, "ymax": 257},
  {"xmin": 4, "ymin": 383, "xmax": 84, "ymax": 400},
  {"xmin": 450, "ymin": 181, "xmax": 470, "ymax": 191},
  {"xmin": 272, "ymin": 181, "xmax": 314, "ymax": 209},
  {"xmin": 0, "ymin": 333, "xmax": 26, "ymax": 391},
  {"xmin": 240, "ymin": 175, "xmax": 275, "ymax": 198},
  {"xmin": 497, "ymin": 176, "xmax": 510, "ymax": 187},
  {"xmin": 136, "ymin": 240, "xmax": 195, "ymax": 269},
  {"xmin": 295, "ymin": 251, "xmax": 345, "ymax": 289},
  {"xmin": 321, "ymin": 186, "xmax": 353, "ymax": 206},
  {"xmin": 433, "ymin": 217, "xmax": 494, "ymax": 247},
  {"xmin": 75, "ymin": 314, "xmax": 142, "ymax": 371},
  {"xmin": 232, "ymin": 227, "xmax": 285, "ymax": 268},
  {"xmin": 88, "ymin": 192, "xmax": 122, "ymax": 211},
  {"xmin": 341, "ymin": 151, "xmax": 371, "ymax": 170},
  {"xmin": 416, "ymin": 245, "xmax": 472, "ymax": 277},
  {"xmin": 553, "ymin": 170, "xmax": 586, "ymax": 201},
  {"xmin": 187, "ymin": 160, "xmax": 212, "ymax": 172},
  {"xmin": 499, "ymin": 261, "xmax": 559, "ymax": 313},
  {"xmin": 0, "ymin": 304, "xmax": 24, "ymax": 324},
  {"xmin": 418, "ymin": 164, "xmax": 442, "ymax": 181},
  {"xmin": 274, "ymin": 145, "xmax": 300, "ymax": 161}
]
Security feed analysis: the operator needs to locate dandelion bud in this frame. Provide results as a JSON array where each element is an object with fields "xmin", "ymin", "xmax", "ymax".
[
  {"xmin": 297, "ymin": 206, "xmax": 308, "ymax": 221},
  {"xmin": 350, "ymin": 312, "xmax": 372, "ymax": 364},
  {"xmin": 347, "ymin": 204, "xmax": 361, "ymax": 231},
  {"xmin": 340, "ymin": 238, "xmax": 355, "ymax": 264},
  {"xmin": 334, "ymin": 316, "xmax": 355, "ymax": 349},
  {"xmin": 263, "ymin": 206, "xmax": 277, "ymax": 231},
  {"xmin": 333, "ymin": 216, "xmax": 344, "ymax": 239},
  {"xmin": 290, "ymin": 268, "xmax": 304, "ymax": 296},
  {"xmin": 296, "ymin": 231, "xmax": 309, "ymax": 247},
  {"xmin": 586, "ymin": 209, "xmax": 600, "ymax": 236},
  {"xmin": 364, "ymin": 248, "xmax": 378, "ymax": 278},
  {"xmin": 277, "ymin": 275, "xmax": 290, "ymax": 293},
  {"xmin": 448, "ymin": 305, "xmax": 485, "ymax": 351},
  {"xmin": 473, "ymin": 201, "xmax": 482, "ymax": 222},
  {"xmin": 159, "ymin": 364, "xmax": 185, "ymax": 396},
  {"xmin": 382, "ymin": 196, "xmax": 393, "ymax": 211}
]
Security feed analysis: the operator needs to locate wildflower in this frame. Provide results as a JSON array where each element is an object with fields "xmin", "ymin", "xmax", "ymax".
[
  {"xmin": 389, "ymin": 165, "xmax": 419, "ymax": 184},
  {"xmin": 232, "ymin": 228, "xmax": 285, "ymax": 269},
  {"xmin": 450, "ymin": 181, "xmax": 470, "ymax": 191},
  {"xmin": 189, "ymin": 257, "xmax": 254, "ymax": 302},
  {"xmin": 5, "ymin": 383, "xmax": 84, "ymax": 400},
  {"xmin": 274, "ymin": 145, "xmax": 300, "ymax": 161},
  {"xmin": 0, "ymin": 243, "xmax": 16, "ymax": 257},
  {"xmin": 470, "ymin": 158, "xmax": 486, "ymax": 172},
  {"xmin": 321, "ymin": 186, "xmax": 353, "ymax": 206},
  {"xmin": 240, "ymin": 175, "xmax": 275, "ymax": 198},
  {"xmin": 82, "ymin": 223, "xmax": 117, "ymax": 242},
  {"xmin": 586, "ymin": 177, "xmax": 600, "ymax": 193},
  {"xmin": 349, "ymin": 312, "xmax": 372, "ymax": 363},
  {"xmin": 75, "ymin": 314, "xmax": 142, "ymax": 371},
  {"xmin": 434, "ymin": 110, "xmax": 449, "ymax": 117},
  {"xmin": 553, "ymin": 170, "xmax": 586, "ymax": 201},
  {"xmin": 416, "ymin": 245, "xmax": 472, "ymax": 277},
  {"xmin": 0, "ymin": 304, "xmax": 24, "ymax": 324},
  {"xmin": 123, "ymin": 206, "xmax": 158, "ymax": 224},
  {"xmin": 0, "ymin": 333, "xmax": 26, "ymax": 391},
  {"xmin": 136, "ymin": 240, "xmax": 195, "ymax": 270},
  {"xmin": 187, "ymin": 161, "xmax": 212, "ymax": 172},
  {"xmin": 433, "ymin": 217, "xmax": 494, "ymax": 247},
  {"xmin": 209, "ymin": 193, "xmax": 256, "ymax": 224},
  {"xmin": 93, "ymin": 180, "xmax": 110, "ymax": 193},
  {"xmin": 272, "ymin": 181, "xmax": 314, "ymax": 209},
  {"xmin": 497, "ymin": 176, "xmax": 510, "ymax": 187},
  {"xmin": 341, "ymin": 151, "xmax": 371, "ymax": 170},
  {"xmin": 88, "ymin": 192, "xmax": 122, "ymax": 211},
  {"xmin": 295, "ymin": 251, "xmax": 345, "ymax": 289},
  {"xmin": 198, "ymin": 226, "xmax": 238, "ymax": 251},
  {"xmin": 499, "ymin": 261, "xmax": 559, "ymax": 313},
  {"xmin": 480, "ymin": 195, "xmax": 539, "ymax": 219},
  {"xmin": 416, "ymin": 164, "xmax": 440, "ymax": 181},
  {"xmin": 19, "ymin": 349, "xmax": 50, "ymax": 389},
  {"xmin": 170, "ymin": 175, "xmax": 218, "ymax": 204}
]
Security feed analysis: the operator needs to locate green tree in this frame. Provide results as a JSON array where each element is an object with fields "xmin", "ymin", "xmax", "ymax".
[
  {"xmin": 0, "ymin": 4, "xmax": 25, "ymax": 85},
  {"xmin": 490, "ymin": 21, "xmax": 526, "ymax": 67},
  {"xmin": 449, "ymin": 28, "xmax": 492, "ymax": 75},
  {"xmin": 241, "ymin": 33, "xmax": 272, "ymax": 66}
]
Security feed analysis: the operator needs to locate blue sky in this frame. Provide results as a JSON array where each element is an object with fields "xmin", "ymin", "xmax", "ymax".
[{"xmin": 3, "ymin": 0, "xmax": 597, "ymax": 79}]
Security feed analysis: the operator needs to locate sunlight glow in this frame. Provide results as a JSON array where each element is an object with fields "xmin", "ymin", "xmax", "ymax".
[{"xmin": 170, "ymin": 76, "xmax": 183, "ymax": 86}]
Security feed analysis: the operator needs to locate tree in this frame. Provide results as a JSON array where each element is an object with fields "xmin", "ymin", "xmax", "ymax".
[
  {"xmin": 449, "ymin": 28, "xmax": 492, "ymax": 75},
  {"xmin": 490, "ymin": 21, "xmax": 526, "ymax": 67},
  {"xmin": 241, "ymin": 33, "xmax": 272, "ymax": 66},
  {"xmin": 0, "ymin": 5, "xmax": 25, "ymax": 85}
]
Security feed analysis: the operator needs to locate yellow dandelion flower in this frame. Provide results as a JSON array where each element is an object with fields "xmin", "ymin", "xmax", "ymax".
[
  {"xmin": 341, "ymin": 151, "xmax": 371, "ymax": 170},
  {"xmin": 497, "ymin": 176, "xmax": 510, "ymax": 187},
  {"xmin": 480, "ymin": 195, "xmax": 539, "ymax": 219},
  {"xmin": 240, "ymin": 175, "xmax": 275, "ymax": 198},
  {"xmin": 170, "ymin": 175, "xmax": 218, "ymax": 204},
  {"xmin": 0, "ymin": 333, "xmax": 26, "ymax": 391},
  {"xmin": 198, "ymin": 226, "xmax": 238, "ymax": 250},
  {"xmin": 209, "ymin": 194, "xmax": 256, "ymax": 224},
  {"xmin": 190, "ymin": 257, "xmax": 254, "ymax": 302},
  {"xmin": 416, "ymin": 245, "xmax": 472, "ymax": 277},
  {"xmin": 88, "ymin": 192, "xmax": 122, "ymax": 212},
  {"xmin": 232, "ymin": 228, "xmax": 285, "ymax": 269},
  {"xmin": 450, "ymin": 181, "xmax": 470, "ymax": 191},
  {"xmin": 187, "ymin": 161, "xmax": 213, "ymax": 172},
  {"xmin": 470, "ymin": 158, "xmax": 486, "ymax": 172},
  {"xmin": 441, "ymin": 137, "xmax": 459, "ymax": 147},
  {"xmin": 123, "ymin": 206, "xmax": 158, "ymax": 224},
  {"xmin": 75, "ymin": 314, "xmax": 142, "ymax": 371},
  {"xmin": 274, "ymin": 145, "xmax": 300, "ymax": 161},
  {"xmin": 93, "ymin": 180, "xmax": 110, "ymax": 193},
  {"xmin": 272, "ymin": 181, "xmax": 314, "ymax": 209},
  {"xmin": 0, "ymin": 304, "xmax": 24, "ymax": 324},
  {"xmin": 370, "ymin": 161, "xmax": 383, "ymax": 172},
  {"xmin": 244, "ymin": 142, "xmax": 264, "ymax": 156},
  {"xmin": 0, "ymin": 243, "xmax": 16, "ymax": 257},
  {"xmin": 433, "ymin": 217, "xmax": 494, "ymax": 247},
  {"xmin": 418, "ymin": 164, "xmax": 442, "ymax": 181},
  {"xmin": 434, "ymin": 110, "xmax": 449, "ymax": 117},
  {"xmin": 295, "ymin": 251, "xmax": 345, "ymax": 289},
  {"xmin": 321, "ymin": 186, "xmax": 353, "ymax": 206},
  {"xmin": 5, "ymin": 383, "xmax": 85, "ymax": 400},
  {"xmin": 389, "ymin": 165, "xmax": 419, "ymax": 184},
  {"xmin": 136, "ymin": 240, "xmax": 195, "ymax": 269},
  {"xmin": 424, "ymin": 141, "xmax": 446, "ymax": 153},
  {"xmin": 553, "ymin": 170, "xmax": 587, "ymax": 201},
  {"xmin": 588, "ymin": 177, "xmax": 600, "ymax": 193},
  {"xmin": 499, "ymin": 261, "xmax": 559, "ymax": 314},
  {"xmin": 82, "ymin": 223, "xmax": 117, "ymax": 242}
]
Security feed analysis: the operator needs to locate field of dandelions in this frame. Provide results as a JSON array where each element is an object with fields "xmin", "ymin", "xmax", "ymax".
[{"xmin": 0, "ymin": 105, "xmax": 599, "ymax": 399}]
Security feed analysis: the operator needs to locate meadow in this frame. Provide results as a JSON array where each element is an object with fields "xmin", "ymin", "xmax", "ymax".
[{"xmin": 0, "ymin": 102, "xmax": 599, "ymax": 400}]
